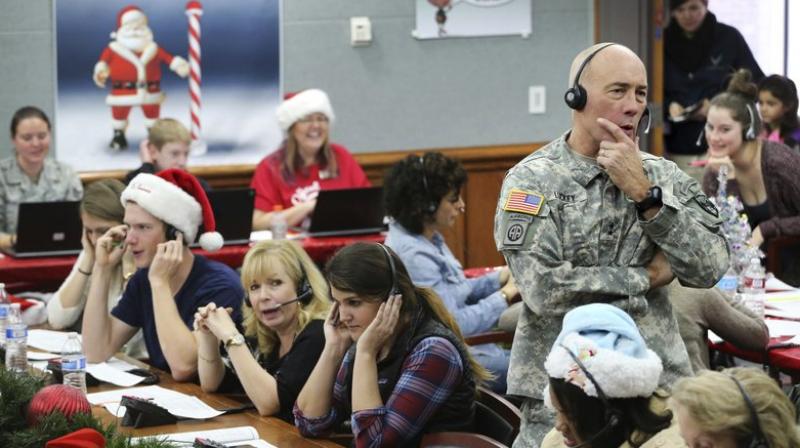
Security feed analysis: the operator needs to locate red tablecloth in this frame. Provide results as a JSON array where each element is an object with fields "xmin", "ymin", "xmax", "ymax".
[
  {"xmin": 711, "ymin": 334, "xmax": 800, "ymax": 375},
  {"xmin": 0, "ymin": 233, "xmax": 385, "ymax": 293}
]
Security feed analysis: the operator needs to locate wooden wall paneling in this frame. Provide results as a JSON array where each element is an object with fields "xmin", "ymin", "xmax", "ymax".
[
  {"xmin": 464, "ymin": 170, "xmax": 508, "ymax": 268},
  {"xmin": 78, "ymin": 142, "xmax": 540, "ymax": 267}
]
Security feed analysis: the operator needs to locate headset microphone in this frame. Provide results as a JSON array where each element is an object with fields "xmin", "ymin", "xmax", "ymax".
[
  {"xmin": 265, "ymin": 288, "xmax": 313, "ymax": 311},
  {"xmin": 696, "ymin": 129, "xmax": 705, "ymax": 147}
]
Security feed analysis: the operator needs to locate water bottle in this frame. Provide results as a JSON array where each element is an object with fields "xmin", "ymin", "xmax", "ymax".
[
  {"xmin": 742, "ymin": 257, "xmax": 766, "ymax": 319},
  {"xmin": 716, "ymin": 265, "xmax": 739, "ymax": 299},
  {"xmin": 61, "ymin": 332, "xmax": 87, "ymax": 394},
  {"xmin": 5, "ymin": 304, "xmax": 27, "ymax": 373},
  {"xmin": 0, "ymin": 283, "xmax": 10, "ymax": 347},
  {"xmin": 271, "ymin": 205, "xmax": 287, "ymax": 240}
]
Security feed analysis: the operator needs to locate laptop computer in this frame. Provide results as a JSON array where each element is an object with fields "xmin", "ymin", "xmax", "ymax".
[
  {"xmin": 306, "ymin": 187, "xmax": 386, "ymax": 237},
  {"xmin": 206, "ymin": 188, "xmax": 255, "ymax": 246},
  {"xmin": 5, "ymin": 201, "xmax": 83, "ymax": 258}
]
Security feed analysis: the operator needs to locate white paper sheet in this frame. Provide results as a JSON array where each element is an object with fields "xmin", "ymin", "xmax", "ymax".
[
  {"xmin": 27, "ymin": 329, "xmax": 80, "ymax": 353},
  {"xmin": 765, "ymin": 319, "xmax": 800, "ymax": 337},
  {"xmin": 766, "ymin": 276, "xmax": 799, "ymax": 292},
  {"xmin": 86, "ymin": 362, "xmax": 145, "ymax": 387},
  {"xmin": 130, "ymin": 426, "xmax": 270, "ymax": 445},
  {"xmin": 87, "ymin": 385, "xmax": 223, "ymax": 420}
]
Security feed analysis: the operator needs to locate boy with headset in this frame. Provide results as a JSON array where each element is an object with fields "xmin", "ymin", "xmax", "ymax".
[{"xmin": 82, "ymin": 169, "xmax": 243, "ymax": 380}]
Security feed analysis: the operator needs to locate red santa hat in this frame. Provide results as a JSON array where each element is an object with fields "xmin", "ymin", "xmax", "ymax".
[
  {"xmin": 117, "ymin": 5, "xmax": 147, "ymax": 28},
  {"xmin": 46, "ymin": 428, "xmax": 105, "ymax": 448},
  {"xmin": 276, "ymin": 89, "xmax": 335, "ymax": 132},
  {"xmin": 121, "ymin": 169, "xmax": 224, "ymax": 251}
]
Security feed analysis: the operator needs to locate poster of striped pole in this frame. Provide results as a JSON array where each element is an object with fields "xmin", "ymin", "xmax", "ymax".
[{"xmin": 186, "ymin": 1, "xmax": 207, "ymax": 155}]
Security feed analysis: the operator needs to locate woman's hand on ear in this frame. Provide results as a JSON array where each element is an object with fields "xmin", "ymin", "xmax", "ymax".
[
  {"xmin": 323, "ymin": 302, "xmax": 352, "ymax": 357},
  {"xmin": 357, "ymin": 294, "xmax": 402, "ymax": 359}
]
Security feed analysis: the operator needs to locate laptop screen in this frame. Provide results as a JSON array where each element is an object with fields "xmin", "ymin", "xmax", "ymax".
[
  {"xmin": 9, "ymin": 201, "xmax": 82, "ymax": 257},
  {"xmin": 307, "ymin": 187, "xmax": 386, "ymax": 237}
]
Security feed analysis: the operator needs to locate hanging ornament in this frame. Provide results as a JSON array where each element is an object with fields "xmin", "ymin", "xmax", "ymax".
[
  {"xmin": 27, "ymin": 384, "xmax": 91, "ymax": 426},
  {"xmin": 428, "ymin": 0, "xmax": 452, "ymax": 36}
]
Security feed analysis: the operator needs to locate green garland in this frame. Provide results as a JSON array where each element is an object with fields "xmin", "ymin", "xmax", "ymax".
[{"xmin": 0, "ymin": 368, "xmax": 175, "ymax": 447}]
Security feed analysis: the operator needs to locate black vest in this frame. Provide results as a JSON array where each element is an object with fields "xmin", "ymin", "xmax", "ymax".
[{"xmin": 343, "ymin": 309, "xmax": 477, "ymax": 446}]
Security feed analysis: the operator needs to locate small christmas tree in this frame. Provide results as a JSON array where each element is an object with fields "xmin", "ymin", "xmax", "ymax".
[{"xmin": 710, "ymin": 165, "xmax": 763, "ymax": 274}]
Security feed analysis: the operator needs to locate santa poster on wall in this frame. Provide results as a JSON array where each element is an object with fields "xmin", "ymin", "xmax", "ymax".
[{"xmin": 55, "ymin": 0, "xmax": 280, "ymax": 172}]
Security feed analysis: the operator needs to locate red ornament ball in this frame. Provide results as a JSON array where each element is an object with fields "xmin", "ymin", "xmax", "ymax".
[{"xmin": 27, "ymin": 384, "xmax": 91, "ymax": 426}]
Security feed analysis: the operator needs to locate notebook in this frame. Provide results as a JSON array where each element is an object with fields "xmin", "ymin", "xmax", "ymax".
[
  {"xmin": 206, "ymin": 188, "xmax": 255, "ymax": 245},
  {"xmin": 306, "ymin": 187, "xmax": 386, "ymax": 237},
  {"xmin": 4, "ymin": 201, "xmax": 83, "ymax": 258}
]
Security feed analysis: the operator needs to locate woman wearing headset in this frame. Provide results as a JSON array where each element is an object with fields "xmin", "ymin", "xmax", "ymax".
[
  {"xmin": 294, "ymin": 242, "xmax": 489, "ymax": 447},
  {"xmin": 671, "ymin": 367, "xmax": 800, "ymax": 448},
  {"xmin": 384, "ymin": 152, "xmax": 519, "ymax": 391},
  {"xmin": 194, "ymin": 240, "xmax": 329, "ymax": 421},
  {"xmin": 703, "ymin": 69, "xmax": 800, "ymax": 286},
  {"xmin": 540, "ymin": 303, "xmax": 682, "ymax": 448}
]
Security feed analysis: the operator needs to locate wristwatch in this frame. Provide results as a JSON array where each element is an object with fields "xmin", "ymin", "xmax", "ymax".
[
  {"xmin": 635, "ymin": 186, "xmax": 663, "ymax": 214},
  {"xmin": 224, "ymin": 333, "xmax": 245, "ymax": 349}
]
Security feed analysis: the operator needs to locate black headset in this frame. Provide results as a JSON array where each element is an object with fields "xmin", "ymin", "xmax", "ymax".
[
  {"xmin": 243, "ymin": 256, "xmax": 313, "ymax": 307},
  {"xmin": 294, "ymin": 262, "xmax": 313, "ymax": 306},
  {"xmin": 559, "ymin": 344, "xmax": 622, "ymax": 448},
  {"xmin": 418, "ymin": 155, "xmax": 437, "ymax": 213},
  {"xmin": 729, "ymin": 375, "xmax": 770, "ymax": 448},
  {"xmin": 564, "ymin": 43, "xmax": 651, "ymax": 136},
  {"xmin": 564, "ymin": 43, "xmax": 616, "ymax": 111},
  {"xmin": 377, "ymin": 243, "xmax": 400, "ymax": 300},
  {"xmin": 165, "ymin": 224, "xmax": 180, "ymax": 242}
]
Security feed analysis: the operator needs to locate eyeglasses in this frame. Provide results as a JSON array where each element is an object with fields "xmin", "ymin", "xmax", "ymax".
[{"xmin": 296, "ymin": 115, "xmax": 329, "ymax": 125}]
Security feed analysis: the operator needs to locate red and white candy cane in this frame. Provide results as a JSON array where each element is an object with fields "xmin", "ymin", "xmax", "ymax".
[{"xmin": 185, "ymin": 1, "xmax": 207, "ymax": 154}]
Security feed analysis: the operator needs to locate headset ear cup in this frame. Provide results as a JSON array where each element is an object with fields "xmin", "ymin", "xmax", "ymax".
[
  {"xmin": 564, "ymin": 85, "xmax": 587, "ymax": 110},
  {"xmin": 296, "ymin": 278, "xmax": 313, "ymax": 306}
]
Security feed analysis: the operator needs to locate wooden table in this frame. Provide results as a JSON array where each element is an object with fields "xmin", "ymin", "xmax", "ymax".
[{"xmin": 89, "ymin": 361, "xmax": 341, "ymax": 448}]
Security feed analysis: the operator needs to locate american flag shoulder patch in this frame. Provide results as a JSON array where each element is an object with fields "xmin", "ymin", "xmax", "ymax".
[{"xmin": 503, "ymin": 188, "xmax": 545, "ymax": 216}]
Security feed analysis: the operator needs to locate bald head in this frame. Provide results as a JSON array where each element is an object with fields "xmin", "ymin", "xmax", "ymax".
[{"xmin": 568, "ymin": 43, "xmax": 644, "ymax": 88}]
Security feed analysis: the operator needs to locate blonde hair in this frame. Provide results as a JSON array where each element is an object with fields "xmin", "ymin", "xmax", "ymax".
[
  {"xmin": 147, "ymin": 118, "xmax": 191, "ymax": 150},
  {"xmin": 239, "ymin": 240, "xmax": 330, "ymax": 355},
  {"xmin": 671, "ymin": 368, "xmax": 800, "ymax": 448},
  {"xmin": 81, "ymin": 179, "xmax": 126, "ymax": 223},
  {"xmin": 281, "ymin": 133, "xmax": 338, "ymax": 182}
]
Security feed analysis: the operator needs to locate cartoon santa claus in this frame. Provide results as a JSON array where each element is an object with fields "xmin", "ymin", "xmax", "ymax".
[{"xmin": 93, "ymin": 5, "xmax": 190, "ymax": 150}]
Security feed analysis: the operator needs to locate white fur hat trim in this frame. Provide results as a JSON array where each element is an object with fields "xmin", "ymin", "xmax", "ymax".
[
  {"xmin": 276, "ymin": 89, "xmax": 335, "ymax": 132},
  {"xmin": 121, "ymin": 173, "xmax": 202, "ymax": 244},
  {"xmin": 544, "ymin": 333, "xmax": 663, "ymax": 399}
]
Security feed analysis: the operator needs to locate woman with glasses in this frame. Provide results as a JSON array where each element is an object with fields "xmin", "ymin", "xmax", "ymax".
[
  {"xmin": 383, "ymin": 152, "xmax": 520, "ymax": 392},
  {"xmin": 250, "ymin": 89, "xmax": 370, "ymax": 231}
]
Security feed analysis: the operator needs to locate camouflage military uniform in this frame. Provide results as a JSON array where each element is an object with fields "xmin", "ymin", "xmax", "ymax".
[
  {"xmin": 494, "ymin": 133, "xmax": 729, "ymax": 447},
  {"xmin": 0, "ymin": 157, "xmax": 83, "ymax": 234}
]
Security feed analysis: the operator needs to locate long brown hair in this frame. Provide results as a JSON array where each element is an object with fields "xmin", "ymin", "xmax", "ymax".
[
  {"xmin": 240, "ymin": 240, "xmax": 330, "ymax": 355},
  {"xmin": 325, "ymin": 242, "xmax": 490, "ymax": 382},
  {"xmin": 280, "ymin": 131, "xmax": 338, "ymax": 183}
]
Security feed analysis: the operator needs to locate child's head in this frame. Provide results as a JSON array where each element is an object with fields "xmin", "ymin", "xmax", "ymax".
[
  {"xmin": 758, "ymin": 75, "xmax": 799, "ymax": 131},
  {"xmin": 147, "ymin": 118, "xmax": 191, "ymax": 172}
]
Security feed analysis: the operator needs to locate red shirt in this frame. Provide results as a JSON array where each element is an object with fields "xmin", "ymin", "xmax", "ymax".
[{"xmin": 250, "ymin": 143, "xmax": 370, "ymax": 212}]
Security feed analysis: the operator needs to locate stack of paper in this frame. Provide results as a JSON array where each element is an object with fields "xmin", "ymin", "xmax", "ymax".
[
  {"xmin": 131, "ymin": 426, "xmax": 276, "ymax": 447},
  {"xmin": 87, "ymin": 385, "xmax": 224, "ymax": 420}
]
